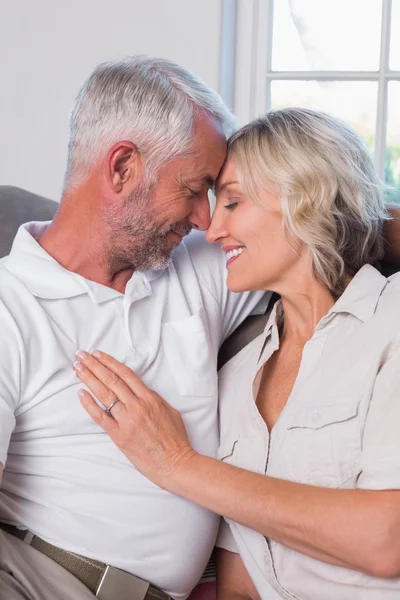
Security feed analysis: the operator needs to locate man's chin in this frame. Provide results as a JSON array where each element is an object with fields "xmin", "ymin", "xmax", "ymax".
[
  {"xmin": 130, "ymin": 231, "xmax": 187, "ymax": 272},
  {"xmin": 135, "ymin": 249, "xmax": 173, "ymax": 272}
]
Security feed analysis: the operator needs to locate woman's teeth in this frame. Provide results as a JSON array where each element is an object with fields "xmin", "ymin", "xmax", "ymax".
[{"xmin": 226, "ymin": 247, "xmax": 244, "ymax": 261}]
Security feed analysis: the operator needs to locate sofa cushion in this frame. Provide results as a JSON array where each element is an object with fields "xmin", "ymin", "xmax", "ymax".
[{"xmin": 0, "ymin": 186, "xmax": 58, "ymax": 258}]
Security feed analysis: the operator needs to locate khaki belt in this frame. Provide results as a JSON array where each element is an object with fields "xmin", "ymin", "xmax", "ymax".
[{"xmin": 1, "ymin": 523, "xmax": 170, "ymax": 600}]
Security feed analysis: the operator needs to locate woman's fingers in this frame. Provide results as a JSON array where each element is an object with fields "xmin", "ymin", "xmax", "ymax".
[
  {"xmin": 73, "ymin": 350, "xmax": 139, "ymax": 411},
  {"xmin": 73, "ymin": 351, "xmax": 195, "ymax": 487},
  {"xmin": 86, "ymin": 350, "xmax": 149, "ymax": 397},
  {"xmin": 73, "ymin": 359, "xmax": 125, "ymax": 420},
  {"xmin": 78, "ymin": 389, "xmax": 120, "ymax": 435}
]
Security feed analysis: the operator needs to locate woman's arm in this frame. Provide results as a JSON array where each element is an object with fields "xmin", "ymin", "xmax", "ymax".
[
  {"xmin": 171, "ymin": 454, "xmax": 400, "ymax": 578},
  {"xmin": 73, "ymin": 350, "xmax": 400, "ymax": 579}
]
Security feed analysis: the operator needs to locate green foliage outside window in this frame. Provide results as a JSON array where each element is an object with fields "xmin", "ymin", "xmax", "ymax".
[{"xmin": 385, "ymin": 145, "xmax": 400, "ymax": 204}]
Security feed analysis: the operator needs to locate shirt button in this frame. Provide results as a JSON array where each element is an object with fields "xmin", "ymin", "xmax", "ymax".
[{"xmin": 312, "ymin": 411, "xmax": 321, "ymax": 423}]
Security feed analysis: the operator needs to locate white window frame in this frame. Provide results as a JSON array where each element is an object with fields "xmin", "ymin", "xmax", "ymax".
[{"xmin": 220, "ymin": 0, "xmax": 400, "ymax": 181}]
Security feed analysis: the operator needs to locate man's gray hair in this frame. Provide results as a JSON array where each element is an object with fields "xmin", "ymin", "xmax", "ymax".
[{"xmin": 65, "ymin": 55, "xmax": 237, "ymax": 185}]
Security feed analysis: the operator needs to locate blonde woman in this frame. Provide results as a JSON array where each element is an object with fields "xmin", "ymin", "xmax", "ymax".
[{"xmin": 74, "ymin": 109, "xmax": 400, "ymax": 599}]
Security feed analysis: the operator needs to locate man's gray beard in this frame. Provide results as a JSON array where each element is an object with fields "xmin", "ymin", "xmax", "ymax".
[{"xmin": 107, "ymin": 179, "xmax": 191, "ymax": 272}]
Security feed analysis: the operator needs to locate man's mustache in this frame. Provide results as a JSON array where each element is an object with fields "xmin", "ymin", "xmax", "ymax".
[{"xmin": 168, "ymin": 223, "xmax": 192, "ymax": 238}]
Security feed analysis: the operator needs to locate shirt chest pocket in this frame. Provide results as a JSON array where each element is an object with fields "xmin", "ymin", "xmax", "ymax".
[
  {"xmin": 163, "ymin": 308, "xmax": 217, "ymax": 397},
  {"xmin": 284, "ymin": 397, "xmax": 362, "ymax": 488}
]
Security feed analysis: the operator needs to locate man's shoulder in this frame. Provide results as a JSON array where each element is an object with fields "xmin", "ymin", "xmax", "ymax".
[
  {"xmin": 0, "ymin": 258, "xmax": 12, "ymax": 295},
  {"xmin": 0, "ymin": 256, "xmax": 23, "ymax": 298},
  {"xmin": 0, "ymin": 273, "xmax": 24, "ymax": 351},
  {"xmin": 0, "ymin": 258, "xmax": 35, "ymax": 327}
]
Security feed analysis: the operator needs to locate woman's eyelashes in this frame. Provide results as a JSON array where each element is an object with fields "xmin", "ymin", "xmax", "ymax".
[{"xmin": 224, "ymin": 199, "xmax": 239, "ymax": 210}]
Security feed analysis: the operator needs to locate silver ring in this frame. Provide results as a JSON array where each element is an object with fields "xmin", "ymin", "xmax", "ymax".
[{"xmin": 105, "ymin": 398, "xmax": 121, "ymax": 418}]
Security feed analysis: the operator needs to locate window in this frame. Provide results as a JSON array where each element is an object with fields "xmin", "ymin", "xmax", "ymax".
[{"xmin": 225, "ymin": 0, "xmax": 400, "ymax": 201}]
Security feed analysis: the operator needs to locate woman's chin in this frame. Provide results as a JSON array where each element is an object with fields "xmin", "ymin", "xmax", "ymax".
[
  {"xmin": 227, "ymin": 271, "xmax": 276, "ymax": 294},
  {"xmin": 226, "ymin": 274, "xmax": 255, "ymax": 293}
]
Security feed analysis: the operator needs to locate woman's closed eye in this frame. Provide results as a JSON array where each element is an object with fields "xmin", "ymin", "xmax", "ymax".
[{"xmin": 224, "ymin": 200, "xmax": 238, "ymax": 210}]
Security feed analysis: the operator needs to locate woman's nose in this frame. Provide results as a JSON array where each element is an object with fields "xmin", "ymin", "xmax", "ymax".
[{"xmin": 205, "ymin": 206, "xmax": 227, "ymax": 244}]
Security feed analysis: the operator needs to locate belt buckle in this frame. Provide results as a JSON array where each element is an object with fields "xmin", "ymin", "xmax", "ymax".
[{"xmin": 96, "ymin": 565, "xmax": 150, "ymax": 600}]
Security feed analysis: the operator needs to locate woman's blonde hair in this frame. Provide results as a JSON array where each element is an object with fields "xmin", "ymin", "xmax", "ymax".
[{"xmin": 228, "ymin": 108, "xmax": 389, "ymax": 295}]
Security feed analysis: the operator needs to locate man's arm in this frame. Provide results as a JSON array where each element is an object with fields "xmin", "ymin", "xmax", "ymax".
[
  {"xmin": 383, "ymin": 204, "xmax": 400, "ymax": 264},
  {"xmin": 0, "ymin": 299, "xmax": 22, "ymax": 477}
]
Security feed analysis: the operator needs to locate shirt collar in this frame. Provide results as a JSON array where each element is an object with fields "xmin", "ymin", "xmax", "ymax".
[
  {"xmin": 256, "ymin": 298, "xmax": 283, "ymax": 364},
  {"xmin": 256, "ymin": 264, "xmax": 387, "ymax": 364},
  {"xmin": 263, "ymin": 298, "xmax": 283, "ymax": 337},
  {"xmin": 321, "ymin": 263, "xmax": 388, "ymax": 326},
  {"xmin": 4, "ymin": 222, "xmax": 162, "ymax": 303}
]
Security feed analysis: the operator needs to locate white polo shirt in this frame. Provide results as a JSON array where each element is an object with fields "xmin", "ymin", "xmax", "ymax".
[
  {"xmin": 217, "ymin": 265, "xmax": 400, "ymax": 599},
  {"xmin": 0, "ymin": 222, "xmax": 268, "ymax": 599}
]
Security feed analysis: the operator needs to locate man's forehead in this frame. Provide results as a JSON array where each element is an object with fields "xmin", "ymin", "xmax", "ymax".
[
  {"xmin": 193, "ymin": 110, "xmax": 226, "ymax": 141},
  {"xmin": 191, "ymin": 116, "xmax": 228, "ymax": 160}
]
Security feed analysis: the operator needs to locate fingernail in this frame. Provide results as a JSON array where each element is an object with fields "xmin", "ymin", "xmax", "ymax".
[
  {"xmin": 92, "ymin": 350, "xmax": 103, "ymax": 358},
  {"xmin": 78, "ymin": 389, "xmax": 85, "ymax": 400},
  {"xmin": 76, "ymin": 350, "xmax": 89, "ymax": 360},
  {"xmin": 73, "ymin": 361, "xmax": 84, "ymax": 372}
]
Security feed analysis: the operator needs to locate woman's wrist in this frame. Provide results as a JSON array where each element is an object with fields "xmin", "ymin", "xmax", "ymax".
[
  {"xmin": 128, "ymin": 445, "xmax": 200, "ymax": 493},
  {"xmin": 163, "ymin": 452, "xmax": 223, "ymax": 505}
]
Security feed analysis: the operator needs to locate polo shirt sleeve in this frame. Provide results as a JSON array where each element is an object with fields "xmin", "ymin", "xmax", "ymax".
[
  {"xmin": 357, "ymin": 337, "xmax": 400, "ymax": 490},
  {"xmin": 185, "ymin": 232, "xmax": 271, "ymax": 342},
  {"xmin": 0, "ymin": 300, "xmax": 20, "ymax": 467},
  {"xmin": 218, "ymin": 285, "xmax": 271, "ymax": 342}
]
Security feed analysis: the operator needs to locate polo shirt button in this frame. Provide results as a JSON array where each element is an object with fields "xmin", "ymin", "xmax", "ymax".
[{"xmin": 312, "ymin": 411, "xmax": 321, "ymax": 423}]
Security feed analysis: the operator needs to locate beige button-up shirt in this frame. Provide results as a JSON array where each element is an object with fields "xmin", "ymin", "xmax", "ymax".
[{"xmin": 217, "ymin": 264, "xmax": 400, "ymax": 599}]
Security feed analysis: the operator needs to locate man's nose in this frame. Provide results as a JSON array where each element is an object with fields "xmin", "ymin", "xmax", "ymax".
[{"xmin": 189, "ymin": 195, "xmax": 211, "ymax": 231}]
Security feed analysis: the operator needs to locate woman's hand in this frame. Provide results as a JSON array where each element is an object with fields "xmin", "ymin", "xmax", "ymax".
[{"xmin": 73, "ymin": 350, "xmax": 197, "ymax": 488}]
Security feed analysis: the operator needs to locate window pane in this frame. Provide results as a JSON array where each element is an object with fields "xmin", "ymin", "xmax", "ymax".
[
  {"xmin": 272, "ymin": 0, "xmax": 382, "ymax": 71},
  {"xmin": 386, "ymin": 82, "xmax": 400, "ymax": 202},
  {"xmin": 390, "ymin": 0, "xmax": 400, "ymax": 70},
  {"xmin": 270, "ymin": 81, "xmax": 377, "ymax": 153}
]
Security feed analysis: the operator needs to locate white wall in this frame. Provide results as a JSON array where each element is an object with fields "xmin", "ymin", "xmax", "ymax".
[{"xmin": 0, "ymin": 0, "xmax": 223, "ymax": 200}]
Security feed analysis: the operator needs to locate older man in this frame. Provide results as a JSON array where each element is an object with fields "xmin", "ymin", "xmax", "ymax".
[{"xmin": 0, "ymin": 56, "xmax": 268, "ymax": 600}]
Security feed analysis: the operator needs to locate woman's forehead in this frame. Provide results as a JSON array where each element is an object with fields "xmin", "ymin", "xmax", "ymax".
[{"xmin": 216, "ymin": 157, "xmax": 239, "ymax": 191}]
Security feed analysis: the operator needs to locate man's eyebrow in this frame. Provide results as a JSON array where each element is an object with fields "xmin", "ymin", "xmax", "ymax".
[
  {"xmin": 186, "ymin": 175, "xmax": 215, "ymax": 187},
  {"xmin": 215, "ymin": 180, "xmax": 240, "ymax": 194}
]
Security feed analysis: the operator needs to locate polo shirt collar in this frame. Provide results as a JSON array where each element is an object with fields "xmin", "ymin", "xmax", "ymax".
[{"xmin": 5, "ymin": 222, "xmax": 163, "ymax": 303}]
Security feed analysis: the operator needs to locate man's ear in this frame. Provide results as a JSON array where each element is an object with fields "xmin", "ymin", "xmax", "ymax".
[{"xmin": 107, "ymin": 141, "xmax": 143, "ymax": 193}]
